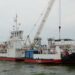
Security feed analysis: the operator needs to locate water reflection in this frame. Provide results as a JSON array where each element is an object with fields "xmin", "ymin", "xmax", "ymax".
[{"xmin": 0, "ymin": 61, "xmax": 75, "ymax": 75}]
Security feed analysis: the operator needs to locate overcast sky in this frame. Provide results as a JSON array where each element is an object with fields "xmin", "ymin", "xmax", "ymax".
[{"xmin": 0, "ymin": 0, "xmax": 75, "ymax": 43}]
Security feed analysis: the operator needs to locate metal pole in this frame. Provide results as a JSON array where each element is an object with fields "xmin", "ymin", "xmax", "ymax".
[{"xmin": 59, "ymin": 0, "xmax": 61, "ymax": 40}]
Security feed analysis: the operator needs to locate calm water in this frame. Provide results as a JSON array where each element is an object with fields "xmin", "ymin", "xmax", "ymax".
[{"xmin": 0, "ymin": 61, "xmax": 75, "ymax": 75}]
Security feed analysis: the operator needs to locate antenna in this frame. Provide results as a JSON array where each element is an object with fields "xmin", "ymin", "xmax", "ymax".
[
  {"xmin": 14, "ymin": 14, "xmax": 21, "ymax": 31},
  {"xmin": 59, "ymin": 0, "xmax": 61, "ymax": 40},
  {"xmin": 14, "ymin": 14, "xmax": 18, "ymax": 31}
]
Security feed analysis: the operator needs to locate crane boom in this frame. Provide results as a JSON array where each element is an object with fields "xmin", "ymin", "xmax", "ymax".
[
  {"xmin": 30, "ymin": 0, "xmax": 55, "ymax": 49},
  {"xmin": 35, "ymin": 0, "xmax": 55, "ymax": 38}
]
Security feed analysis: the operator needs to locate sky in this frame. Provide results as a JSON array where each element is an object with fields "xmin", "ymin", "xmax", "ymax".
[{"xmin": 0, "ymin": 0, "xmax": 75, "ymax": 43}]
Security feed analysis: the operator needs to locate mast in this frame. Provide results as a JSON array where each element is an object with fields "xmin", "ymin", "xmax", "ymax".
[
  {"xmin": 59, "ymin": 0, "xmax": 61, "ymax": 40},
  {"xmin": 15, "ymin": 14, "xmax": 18, "ymax": 31}
]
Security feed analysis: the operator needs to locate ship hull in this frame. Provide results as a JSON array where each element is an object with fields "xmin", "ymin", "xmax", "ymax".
[
  {"xmin": 23, "ymin": 58, "xmax": 62, "ymax": 64},
  {"xmin": 0, "ymin": 57, "xmax": 75, "ymax": 64},
  {"xmin": 0, "ymin": 57, "xmax": 24, "ymax": 62},
  {"xmin": 0, "ymin": 57, "xmax": 62, "ymax": 64}
]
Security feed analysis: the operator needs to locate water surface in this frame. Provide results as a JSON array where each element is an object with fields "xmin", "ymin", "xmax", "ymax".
[{"xmin": 0, "ymin": 61, "xmax": 75, "ymax": 75}]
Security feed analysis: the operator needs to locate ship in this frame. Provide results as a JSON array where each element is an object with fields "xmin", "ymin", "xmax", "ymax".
[
  {"xmin": 0, "ymin": 15, "xmax": 75, "ymax": 64},
  {"xmin": 0, "ymin": 0, "xmax": 75, "ymax": 64},
  {"xmin": 0, "ymin": 14, "xmax": 62, "ymax": 64}
]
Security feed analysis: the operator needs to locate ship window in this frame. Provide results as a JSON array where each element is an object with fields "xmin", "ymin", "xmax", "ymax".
[
  {"xmin": 34, "ymin": 51, "xmax": 38, "ymax": 54},
  {"xmin": 0, "ymin": 49, "xmax": 7, "ymax": 53}
]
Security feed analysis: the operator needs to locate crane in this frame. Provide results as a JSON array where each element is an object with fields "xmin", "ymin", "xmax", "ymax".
[
  {"xmin": 34, "ymin": 0, "xmax": 55, "ymax": 39},
  {"xmin": 30, "ymin": 0, "xmax": 55, "ymax": 48}
]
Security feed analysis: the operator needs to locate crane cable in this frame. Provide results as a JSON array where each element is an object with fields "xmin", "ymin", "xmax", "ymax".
[{"xmin": 59, "ymin": 0, "xmax": 61, "ymax": 40}]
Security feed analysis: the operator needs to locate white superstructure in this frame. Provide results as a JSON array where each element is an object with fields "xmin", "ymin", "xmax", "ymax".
[{"xmin": 0, "ymin": 15, "xmax": 25, "ymax": 58}]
